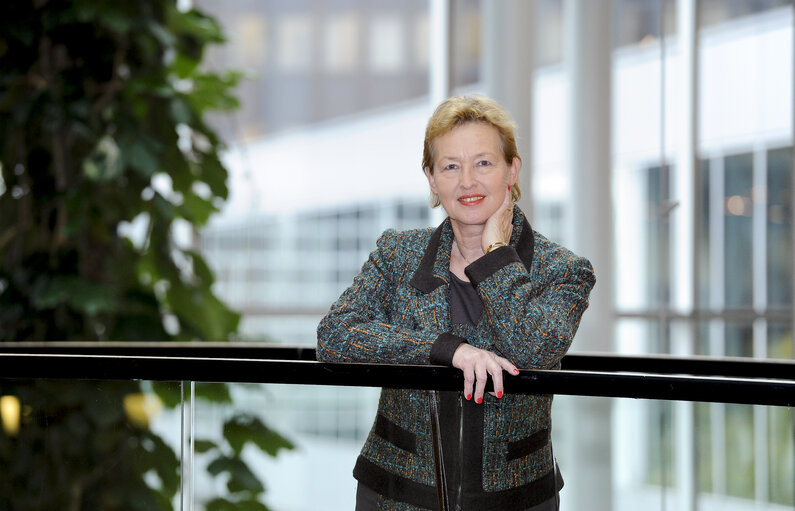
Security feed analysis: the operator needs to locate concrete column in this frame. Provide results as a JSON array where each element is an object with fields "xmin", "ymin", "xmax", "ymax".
[
  {"xmin": 563, "ymin": 2, "xmax": 614, "ymax": 511},
  {"xmin": 429, "ymin": 0, "xmax": 452, "ymax": 105},
  {"xmin": 791, "ymin": 0, "xmax": 795, "ymax": 355},
  {"xmin": 675, "ymin": 1, "xmax": 698, "ymax": 510},
  {"xmin": 481, "ymin": 0, "xmax": 535, "ymax": 216}
]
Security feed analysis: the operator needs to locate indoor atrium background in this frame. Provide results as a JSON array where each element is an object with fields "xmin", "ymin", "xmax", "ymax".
[{"xmin": 184, "ymin": 1, "xmax": 794, "ymax": 510}]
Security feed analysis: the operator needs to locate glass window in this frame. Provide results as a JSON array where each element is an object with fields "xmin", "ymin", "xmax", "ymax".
[
  {"xmin": 767, "ymin": 323, "xmax": 793, "ymax": 359},
  {"xmin": 368, "ymin": 16, "xmax": 405, "ymax": 73},
  {"xmin": 725, "ymin": 322, "xmax": 754, "ymax": 357},
  {"xmin": 535, "ymin": 0, "xmax": 564, "ymax": 66},
  {"xmin": 767, "ymin": 147, "xmax": 792, "ymax": 306},
  {"xmin": 612, "ymin": 0, "xmax": 677, "ymax": 48},
  {"xmin": 768, "ymin": 404, "xmax": 795, "ymax": 506},
  {"xmin": 645, "ymin": 165, "xmax": 673, "ymax": 309},
  {"xmin": 725, "ymin": 404, "xmax": 755, "ymax": 499},
  {"xmin": 324, "ymin": 13, "xmax": 361, "ymax": 72},
  {"xmin": 724, "ymin": 152, "xmax": 754, "ymax": 308},
  {"xmin": 277, "ymin": 14, "xmax": 314, "ymax": 72},
  {"xmin": 699, "ymin": 0, "xmax": 793, "ymax": 28},
  {"xmin": 451, "ymin": 0, "xmax": 481, "ymax": 88},
  {"xmin": 697, "ymin": 159, "xmax": 712, "ymax": 308}
]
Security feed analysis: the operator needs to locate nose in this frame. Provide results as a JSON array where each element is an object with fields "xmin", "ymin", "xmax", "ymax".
[{"xmin": 460, "ymin": 164, "xmax": 476, "ymax": 188}]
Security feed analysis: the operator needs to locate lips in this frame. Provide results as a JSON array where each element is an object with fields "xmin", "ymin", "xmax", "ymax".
[{"xmin": 458, "ymin": 194, "xmax": 485, "ymax": 206}]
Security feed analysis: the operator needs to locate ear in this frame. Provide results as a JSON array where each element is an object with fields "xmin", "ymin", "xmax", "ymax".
[
  {"xmin": 424, "ymin": 167, "xmax": 438, "ymax": 194},
  {"xmin": 507, "ymin": 157, "xmax": 520, "ymax": 186}
]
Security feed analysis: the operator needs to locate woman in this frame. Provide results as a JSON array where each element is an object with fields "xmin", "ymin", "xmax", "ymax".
[{"xmin": 317, "ymin": 95, "xmax": 595, "ymax": 511}]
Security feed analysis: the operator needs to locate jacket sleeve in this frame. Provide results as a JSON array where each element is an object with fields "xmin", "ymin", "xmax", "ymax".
[
  {"xmin": 317, "ymin": 229, "xmax": 465, "ymax": 365},
  {"xmin": 464, "ymin": 243, "xmax": 595, "ymax": 369}
]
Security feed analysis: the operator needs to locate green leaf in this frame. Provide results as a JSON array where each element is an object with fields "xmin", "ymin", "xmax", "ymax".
[
  {"xmin": 180, "ymin": 191, "xmax": 217, "ymax": 225},
  {"xmin": 31, "ymin": 276, "xmax": 117, "ymax": 316},
  {"xmin": 195, "ymin": 382, "xmax": 232, "ymax": 403},
  {"xmin": 139, "ymin": 430, "xmax": 180, "ymax": 496},
  {"xmin": 196, "ymin": 154, "xmax": 229, "ymax": 200},
  {"xmin": 120, "ymin": 135, "xmax": 162, "ymax": 178},
  {"xmin": 171, "ymin": 53, "xmax": 200, "ymax": 79},
  {"xmin": 167, "ymin": 281, "xmax": 240, "ymax": 341},
  {"xmin": 223, "ymin": 414, "xmax": 295, "ymax": 457},
  {"xmin": 169, "ymin": 97, "xmax": 192, "ymax": 125},
  {"xmin": 194, "ymin": 439, "xmax": 217, "ymax": 453},
  {"xmin": 187, "ymin": 72, "xmax": 242, "ymax": 113},
  {"xmin": 152, "ymin": 381, "xmax": 182, "ymax": 408},
  {"xmin": 206, "ymin": 497, "xmax": 271, "ymax": 511},
  {"xmin": 171, "ymin": 9, "xmax": 226, "ymax": 45},
  {"xmin": 206, "ymin": 455, "xmax": 264, "ymax": 494},
  {"xmin": 186, "ymin": 250, "xmax": 215, "ymax": 286},
  {"xmin": 205, "ymin": 498, "xmax": 236, "ymax": 511}
]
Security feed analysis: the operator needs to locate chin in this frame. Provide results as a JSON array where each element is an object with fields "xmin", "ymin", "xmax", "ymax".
[{"xmin": 448, "ymin": 209, "xmax": 490, "ymax": 227}]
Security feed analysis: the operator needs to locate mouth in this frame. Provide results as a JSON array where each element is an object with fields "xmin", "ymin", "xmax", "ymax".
[{"xmin": 458, "ymin": 194, "xmax": 486, "ymax": 206}]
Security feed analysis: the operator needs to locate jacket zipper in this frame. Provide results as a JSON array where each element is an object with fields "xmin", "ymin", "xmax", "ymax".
[{"xmin": 456, "ymin": 393, "xmax": 464, "ymax": 510}]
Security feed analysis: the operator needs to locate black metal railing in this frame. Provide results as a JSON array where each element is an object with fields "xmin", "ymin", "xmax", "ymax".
[{"xmin": 1, "ymin": 342, "xmax": 793, "ymax": 407}]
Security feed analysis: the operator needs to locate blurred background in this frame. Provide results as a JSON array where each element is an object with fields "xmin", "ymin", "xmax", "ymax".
[
  {"xmin": 0, "ymin": 1, "xmax": 792, "ymax": 510},
  {"xmin": 190, "ymin": 1, "xmax": 793, "ymax": 510},
  {"xmin": 188, "ymin": 0, "xmax": 795, "ymax": 510}
]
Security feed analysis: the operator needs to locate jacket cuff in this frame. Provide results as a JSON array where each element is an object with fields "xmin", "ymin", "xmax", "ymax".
[
  {"xmin": 429, "ymin": 333, "xmax": 467, "ymax": 366},
  {"xmin": 465, "ymin": 245, "xmax": 521, "ymax": 284}
]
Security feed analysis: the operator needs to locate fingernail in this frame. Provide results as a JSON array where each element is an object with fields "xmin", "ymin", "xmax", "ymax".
[
  {"xmin": 497, "ymin": 391, "xmax": 503, "ymax": 399},
  {"xmin": 466, "ymin": 394, "xmax": 472, "ymax": 401},
  {"xmin": 476, "ymin": 397, "xmax": 483, "ymax": 404},
  {"xmin": 508, "ymin": 185, "xmax": 511, "ymax": 191},
  {"xmin": 513, "ymin": 368, "xmax": 520, "ymax": 374}
]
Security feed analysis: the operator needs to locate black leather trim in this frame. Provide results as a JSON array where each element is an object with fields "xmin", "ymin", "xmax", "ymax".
[
  {"xmin": 464, "ymin": 468, "xmax": 558, "ymax": 511},
  {"xmin": 465, "ymin": 245, "xmax": 522, "ymax": 284},
  {"xmin": 506, "ymin": 428, "xmax": 550, "ymax": 461},
  {"xmin": 409, "ymin": 221, "xmax": 447, "ymax": 292},
  {"xmin": 409, "ymin": 209, "xmax": 536, "ymax": 294},
  {"xmin": 353, "ymin": 455, "xmax": 559, "ymax": 511},
  {"xmin": 515, "ymin": 216, "xmax": 535, "ymax": 273},
  {"xmin": 429, "ymin": 333, "xmax": 466, "ymax": 366},
  {"xmin": 374, "ymin": 414, "xmax": 417, "ymax": 455},
  {"xmin": 353, "ymin": 456, "xmax": 438, "ymax": 510}
]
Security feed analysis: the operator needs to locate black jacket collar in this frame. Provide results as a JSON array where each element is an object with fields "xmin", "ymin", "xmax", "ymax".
[{"xmin": 409, "ymin": 207, "xmax": 535, "ymax": 293}]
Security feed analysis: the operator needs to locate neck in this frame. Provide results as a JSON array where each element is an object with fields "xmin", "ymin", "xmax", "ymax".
[{"xmin": 450, "ymin": 219, "xmax": 484, "ymax": 262}]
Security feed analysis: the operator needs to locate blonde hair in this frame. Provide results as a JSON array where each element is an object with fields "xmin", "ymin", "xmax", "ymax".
[{"xmin": 422, "ymin": 94, "xmax": 521, "ymax": 207}]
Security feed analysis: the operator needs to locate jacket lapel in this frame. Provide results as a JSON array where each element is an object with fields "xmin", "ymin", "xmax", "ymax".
[
  {"xmin": 406, "ymin": 207, "xmax": 535, "ymax": 334},
  {"xmin": 409, "ymin": 219, "xmax": 452, "ymax": 293},
  {"xmin": 410, "ymin": 206, "xmax": 535, "ymax": 293}
]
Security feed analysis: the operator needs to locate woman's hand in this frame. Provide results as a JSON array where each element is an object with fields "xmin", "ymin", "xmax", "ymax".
[
  {"xmin": 481, "ymin": 186, "xmax": 514, "ymax": 253},
  {"xmin": 452, "ymin": 343, "xmax": 519, "ymax": 403}
]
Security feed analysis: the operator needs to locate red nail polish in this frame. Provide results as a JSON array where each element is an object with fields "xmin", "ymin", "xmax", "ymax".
[
  {"xmin": 497, "ymin": 391, "xmax": 503, "ymax": 398},
  {"xmin": 513, "ymin": 368, "xmax": 520, "ymax": 374},
  {"xmin": 466, "ymin": 394, "xmax": 472, "ymax": 401},
  {"xmin": 508, "ymin": 185, "xmax": 511, "ymax": 191},
  {"xmin": 476, "ymin": 397, "xmax": 483, "ymax": 404}
]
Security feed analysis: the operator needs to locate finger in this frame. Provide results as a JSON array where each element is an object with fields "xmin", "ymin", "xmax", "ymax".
[
  {"xmin": 463, "ymin": 367, "xmax": 475, "ymax": 401},
  {"xmin": 474, "ymin": 365, "xmax": 488, "ymax": 404},
  {"xmin": 498, "ymin": 357, "xmax": 519, "ymax": 376},
  {"xmin": 490, "ymin": 363, "xmax": 505, "ymax": 399}
]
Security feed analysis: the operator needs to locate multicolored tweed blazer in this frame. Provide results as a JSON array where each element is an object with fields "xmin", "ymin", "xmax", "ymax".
[{"xmin": 317, "ymin": 207, "xmax": 595, "ymax": 511}]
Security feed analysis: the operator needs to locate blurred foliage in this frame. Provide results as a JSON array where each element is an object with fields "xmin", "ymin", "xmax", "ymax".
[{"xmin": 0, "ymin": 1, "xmax": 292, "ymax": 509}]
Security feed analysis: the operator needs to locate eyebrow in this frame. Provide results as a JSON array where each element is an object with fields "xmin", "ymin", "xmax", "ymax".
[{"xmin": 438, "ymin": 152, "xmax": 497, "ymax": 162}]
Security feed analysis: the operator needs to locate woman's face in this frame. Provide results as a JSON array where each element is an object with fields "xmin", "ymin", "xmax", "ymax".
[{"xmin": 425, "ymin": 122, "xmax": 519, "ymax": 228}]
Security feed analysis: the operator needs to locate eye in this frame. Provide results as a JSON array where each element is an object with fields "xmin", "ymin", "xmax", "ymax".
[
  {"xmin": 442, "ymin": 163, "xmax": 459, "ymax": 171},
  {"xmin": 476, "ymin": 160, "xmax": 492, "ymax": 167}
]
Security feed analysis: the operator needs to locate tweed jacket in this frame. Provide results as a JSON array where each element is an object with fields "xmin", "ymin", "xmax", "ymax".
[{"xmin": 317, "ymin": 207, "xmax": 595, "ymax": 511}]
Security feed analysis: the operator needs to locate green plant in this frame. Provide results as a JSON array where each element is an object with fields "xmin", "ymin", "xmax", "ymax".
[{"xmin": 0, "ymin": 1, "xmax": 292, "ymax": 509}]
